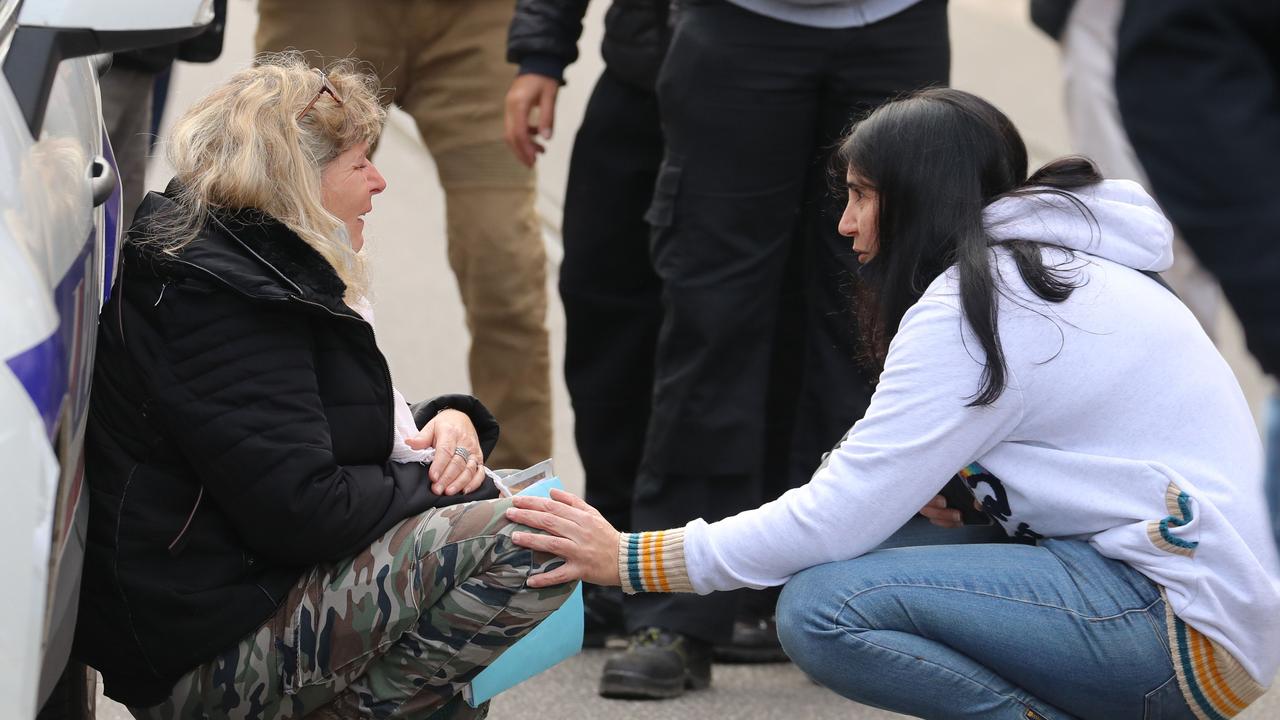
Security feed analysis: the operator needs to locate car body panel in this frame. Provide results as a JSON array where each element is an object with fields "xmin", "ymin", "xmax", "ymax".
[
  {"xmin": 0, "ymin": 47, "xmax": 107, "ymax": 717},
  {"xmin": 1, "ymin": 0, "xmax": 211, "ymax": 714},
  {"xmin": 18, "ymin": 0, "xmax": 213, "ymax": 32}
]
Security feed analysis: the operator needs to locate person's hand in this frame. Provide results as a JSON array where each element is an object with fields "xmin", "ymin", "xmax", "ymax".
[
  {"xmin": 506, "ymin": 488, "xmax": 621, "ymax": 589},
  {"xmin": 503, "ymin": 73, "xmax": 559, "ymax": 167},
  {"xmin": 406, "ymin": 409, "xmax": 485, "ymax": 495},
  {"xmin": 919, "ymin": 494, "xmax": 969, "ymax": 529}
]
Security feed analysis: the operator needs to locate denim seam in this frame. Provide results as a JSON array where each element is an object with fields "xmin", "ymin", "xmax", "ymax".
[
  {"xmin": 1141, "ymin": 603, "xmax": 1172, "ymax": 657},
  {"xmin": 839, "ymin": 583, "xmax": 1165, "ymax": 623},
  {"xmin": 832, "ymin": 622, "xmax": 1056, "ymax": 719}
]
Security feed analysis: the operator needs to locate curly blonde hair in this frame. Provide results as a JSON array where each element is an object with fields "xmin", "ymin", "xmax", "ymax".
[{"xmin": 148, "ymin": 51, "xmax": 386, "ymax": 299}]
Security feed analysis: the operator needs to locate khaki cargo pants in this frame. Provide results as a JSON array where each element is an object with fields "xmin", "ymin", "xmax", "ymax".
[
  {"xmin": 256, "ymin": 0, "xmax": 551, "ymax": 469},
  {"xmin": 131, "ymin": 499, "xmax": 572, "ymax": 719}
]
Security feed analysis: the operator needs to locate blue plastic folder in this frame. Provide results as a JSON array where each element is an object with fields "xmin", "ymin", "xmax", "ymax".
[{"xmin": 463, "ymin": 477, "xmax": 584, "ymax": 707}]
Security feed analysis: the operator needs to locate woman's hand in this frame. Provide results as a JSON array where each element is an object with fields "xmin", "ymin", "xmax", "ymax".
[
  {"xmin": 919, "ymin": 494, "xmax": 966, "ymax": 529},
  {"xmin": 406, "ymin": 409, "xmax": 485, "ymax": 495},
  {"xmin": 506, "ymin": 488, "xmax": 621, "ymax": 589}
]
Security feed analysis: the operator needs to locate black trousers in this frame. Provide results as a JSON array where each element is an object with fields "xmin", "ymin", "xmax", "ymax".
[
  {"xmin": 629, "ymin": 0, "xmax": 951, "ymax": 642},
  {"xmin": 560, "ymin": 68, "xmax": 665, "ymax": 532},
  {"xmin": 1116, "ymin": 0, "xmax": 1280, "ymax": 377}
]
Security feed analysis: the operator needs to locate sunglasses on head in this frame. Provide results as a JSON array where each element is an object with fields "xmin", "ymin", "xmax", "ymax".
[{"xmin": 297, "ymin": 68, "xmax": 344, "ymax": 121}]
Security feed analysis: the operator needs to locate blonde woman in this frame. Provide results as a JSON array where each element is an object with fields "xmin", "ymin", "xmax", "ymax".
[{"xmin": 74, "ymin": 53, "xmax": 571, "ymax": 719}]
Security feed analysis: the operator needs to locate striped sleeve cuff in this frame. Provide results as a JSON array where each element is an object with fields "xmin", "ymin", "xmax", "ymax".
[
  {"xmin": 617, "ymin": 529, "xmax": 695, "ymax": 594},
  {"xmin": 1163, "ymin": 595, "xmax": 1265, "ymax": 719}
]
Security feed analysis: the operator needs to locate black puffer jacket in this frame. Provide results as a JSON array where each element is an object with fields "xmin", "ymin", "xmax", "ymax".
[
  {"xmin": 73, "ymin": 191, "xmax": 499, "ymax": 706},
  {"xmin": 507, "ymin": 0, "xmax": 670, "ymax": 91}
]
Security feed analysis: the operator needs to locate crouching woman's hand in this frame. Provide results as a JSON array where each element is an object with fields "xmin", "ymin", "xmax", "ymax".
[{"xmin": 505, "ymin": 489, "xmax": 621, "ymax": 589}]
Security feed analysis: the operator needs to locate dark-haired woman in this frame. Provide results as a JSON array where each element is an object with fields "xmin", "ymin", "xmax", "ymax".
[{"xmin": 500, "ymin": 88, "xmax": 1280, "ymax": 719}]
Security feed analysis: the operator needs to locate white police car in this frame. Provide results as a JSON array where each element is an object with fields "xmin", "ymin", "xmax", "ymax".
[{"xmin": 0, "ymin": 1, "xmax": 212, "ymax": 716}]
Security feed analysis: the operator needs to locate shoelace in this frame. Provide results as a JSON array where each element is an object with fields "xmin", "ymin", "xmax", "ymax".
[{"xmin": 630, "ymin": 627, "xmax": 676, "ymax": 649}]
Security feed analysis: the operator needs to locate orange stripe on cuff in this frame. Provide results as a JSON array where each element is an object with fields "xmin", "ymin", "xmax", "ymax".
[
  {"xmin": 1191, "ymin": 626, "xmax": 1247, "ymax": 714},
  {"xmin": 640, "ymin": 533, "xmax": 657, "ymax": 591},
  {"xmin": 654, "ymin": 530, "xmax": 671, "ymax": 592}
]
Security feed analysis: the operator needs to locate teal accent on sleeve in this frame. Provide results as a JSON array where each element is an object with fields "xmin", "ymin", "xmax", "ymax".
[
  {"xmin": 626, "ymin": 534, "xmax": 644, "ymax": 591},
  {"xmin": 1160, "ymin": 492, "xmax": 1200, "ymax": 550}
]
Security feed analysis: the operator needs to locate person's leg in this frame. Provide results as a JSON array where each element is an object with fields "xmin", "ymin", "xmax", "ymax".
[
  {"xmin": 400, "ymin": 0, "xmax": 551, "ymax": 471},
  {"xmin": 717, "ymin": 5, "xmax": 951, "ymax": 661},
  {"xmin": 560, "ymin": 69, "xmax": 665, "ymax": 648},
  {"xmin": 560, "ymin": 68, "xmax": 664, "ymax": 536},
  {"xmin": 149, "ymin": 66, "xmax": 172, "ymax": 151},
  {"xmin": 99, "ymin": 63, "xmax": 156, "ymax": 230},
  {"xmin": 1115, "ymin": 0, "xmax": 1280, "ymax": 380},
  {"xmin": 615, "ymin": 0, "xmax": 827, "ymax": 694},
  {"xmin": 131, "ymin": 499, "xmax": 571, "ymax": 719},
  {"xmin": 776, "ymin": 539, "xmax": 1194, "ymax": 719},
  {"xmin": 785, "ymin": 0, "xmax": 951, "ymax": 493},
  {"xmin": 1059, "ymin": 0, "xmax": 1223, "ymax": 333},
  {"xmin": 253, "ymin": 0, "xmax": 407, "ymax": 114},
  {"xmin": 254, "ymin": 0, "xmax": 404, "ymax": 79},
  {"xmin": 626, "ymin": 0, "xmax": 825, "ymax": 644}
]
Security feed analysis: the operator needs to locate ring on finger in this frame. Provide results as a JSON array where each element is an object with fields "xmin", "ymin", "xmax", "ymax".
[{"xmin": 453, "ymin": 446, "xmax": 471, "ymax": 462}]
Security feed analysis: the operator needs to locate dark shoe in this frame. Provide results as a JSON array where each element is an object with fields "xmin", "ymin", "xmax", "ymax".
[
  {"xmin": 713, "ymin": 615, "xmax": 790, "ymax": 663},
  {"xmin": 582, "ymin": 582, "xmax": 626, "ymax": 648},
  {"xmin": 598, "ymin": 627, "xmax": 712, "ymax": 699}
]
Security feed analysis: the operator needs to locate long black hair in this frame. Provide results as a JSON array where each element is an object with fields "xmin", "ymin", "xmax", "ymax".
[{"xmin": 837, "ymin": 88, "xmax": 1103, "ymax": 406}]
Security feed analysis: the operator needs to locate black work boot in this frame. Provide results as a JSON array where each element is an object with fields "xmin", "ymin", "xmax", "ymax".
[
  {"xmin": 713, "ymin": 614, "xmax": 790, "ymax": 663},
  {"xmin": 582, "ymin": 582, "xmax": 626, "ymax": 648},
  {"xmin": 598, "ymin": 627, "xmax": 712, "ymax": 699}
]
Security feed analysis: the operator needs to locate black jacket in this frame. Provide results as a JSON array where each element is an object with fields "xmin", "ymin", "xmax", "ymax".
[
  {"xmin": 73, "ymin": 191, "xmax": 499, "ymax": 706},
  {"xmin": 507, "ymin": 0, "xmax": 670, "ymax": 92}
]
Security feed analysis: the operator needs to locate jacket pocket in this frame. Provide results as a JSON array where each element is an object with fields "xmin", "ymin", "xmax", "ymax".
[
  {"xmin": 644, "ymin": 155, "xmax": 682, "ymax": 230},
  {"xmin": 645, "ymin": 154, "xmax": 685, "ymax": 276}
]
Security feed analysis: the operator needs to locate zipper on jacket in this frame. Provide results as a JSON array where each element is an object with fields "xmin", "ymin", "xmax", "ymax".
[
  {"xmin": 288, "ymin": 294, "xmax": 397, "ymax": 458},
  {"xmin": 167, "ymin": 486, "xmax": 204, "ymax": 557}
]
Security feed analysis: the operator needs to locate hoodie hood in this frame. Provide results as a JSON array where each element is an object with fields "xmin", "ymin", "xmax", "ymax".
[{"xmin": 982, "ymin": 179, "xmax": 1175, "ymax": 272}]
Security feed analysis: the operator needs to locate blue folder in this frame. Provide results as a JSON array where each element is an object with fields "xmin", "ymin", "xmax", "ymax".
[{"xmin": 464, "ymin": 476, "xmax": 585, "ymax": 707}]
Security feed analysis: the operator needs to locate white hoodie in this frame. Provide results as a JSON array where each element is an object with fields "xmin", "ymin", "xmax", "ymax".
[{"xmin": 682, "ymin": 180, "xmax": 1280, "ymax": 686}]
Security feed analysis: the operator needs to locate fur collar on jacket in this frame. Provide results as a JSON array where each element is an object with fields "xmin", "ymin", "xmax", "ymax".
[{"xmin": 128, "ymin": 189, "xmax": 350, "ymax": 310}]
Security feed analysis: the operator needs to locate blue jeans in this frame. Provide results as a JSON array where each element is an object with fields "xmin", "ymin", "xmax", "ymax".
[{"xmin": 777, "ymin": 538, "xmax": 1197, "ymax": 719}]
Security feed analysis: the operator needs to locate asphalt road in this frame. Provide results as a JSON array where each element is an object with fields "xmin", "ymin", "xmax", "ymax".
[{"xmin": 96, "ymin": 0, "xmax": 1278, "ymax": 717}]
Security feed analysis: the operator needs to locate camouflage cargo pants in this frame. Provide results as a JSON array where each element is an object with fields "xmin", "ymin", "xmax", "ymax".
[{"xmin": 132, "ymin": 498, "xmax": 572, "ymax": 719}]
